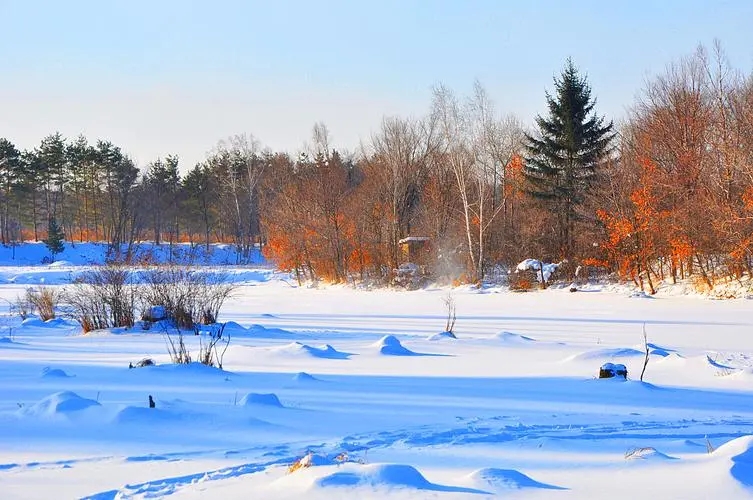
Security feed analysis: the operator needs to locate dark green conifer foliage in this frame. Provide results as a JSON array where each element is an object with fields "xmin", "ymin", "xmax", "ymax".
[
  {"xmin": 524, "ymin": 59, "xmax": 615, "ymax": 259},
  {"xmin": 44, "ymin": 217, "xmax": 65, "ymax": 261}
]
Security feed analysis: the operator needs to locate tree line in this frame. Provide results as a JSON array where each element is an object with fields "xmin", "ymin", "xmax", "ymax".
[{"xmin": 1, "ymin": 42, "xmax": 752, "ymax": 291}]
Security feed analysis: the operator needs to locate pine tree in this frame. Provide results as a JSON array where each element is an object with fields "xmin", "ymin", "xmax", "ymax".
[
  {"xmin": 44, "ymin": 217, "xmax": 65, "ymax": 261},
  {"xmin": 524, "ymin": 59, "xmax": 615, "ymax": 260}
]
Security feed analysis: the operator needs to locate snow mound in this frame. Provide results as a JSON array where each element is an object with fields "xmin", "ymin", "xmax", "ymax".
[
  {"xmin": 625, "ymin": 447, "xmax": 677, "ymax": 461},
  {"xmin": 646, "ymin": 342, "xmax": 676, "ymax": 357},
  {"xmin": 274, "ymin": 342, "xmax": 352, "ymax": 359},
  {"xmin": 428, "ymin": 331, "xmax": 457, "ymax": 341},
  {"xmin": 464, "ymin": 468, "xmax": 565, "ymax": 491},
  {"xmin": 20, "ymin": 317, "xmax": 74, "ymax": 329},
  {"xmin": 114, "ymin": 406, "xmax": 170, "ymax": 424},
  {"xmin": 293, "ymin": 372, "xmax": 321, "ymax": 383},
  {"xmin": 41, "ymin": 367, "xmax": 72, "ymax": 378},
  {"xmin": 657, "ymin": 352, "xmax": 686, "ymax": 365},
  {"xmin": 314, "ymin": 463, "xmax": 436, "ymax": 489},
  {"xmin": 220, "ymin": 321, "xmax": 247, "ymax": 332},
  {"xmin": 239, "ymin": 392, "xmax": 284, "ymax": 408},
  {"xmin": 247, "ymin": 324, "xmax": 295, "ymax": 338},
  {"xmin": 207, "ymin": 322, "xmax": 293, "ymax": 338},
  {"xmin": 713, "ymin": 435, "xmax": 753, "ymax": 487},
  {"xmin": 495, "ymin": 331, "xmax": 536, "ymax": 344},
  {"xmin": 145, "ymin": 362, "xmax": 229, "ymax": 376},
  {"xmin": 568, "ymin": 347, "xmax": 645, "ymax": 361},
  {"xmin": 48, "ymin": 260, "xmax": 73, "ymax": 267},
  {"xmin": 112, "ymin": 406, "xmax": 205, "ymax": 425},
  {"xmin": 25, "ymin": 391, "xmax": 100, "ymax": 417},
  {"xmin": 371, "ymin": 335, "xmax": 417, "ymax": 356},
  {"xmin": 629, "ymin": 290, "xmax": 654, "ymax": 299}
]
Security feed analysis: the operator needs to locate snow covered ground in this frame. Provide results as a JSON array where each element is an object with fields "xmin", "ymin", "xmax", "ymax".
[{"xmin": 1, "ymin": 259, "xmax": 753, "ymax": 498}]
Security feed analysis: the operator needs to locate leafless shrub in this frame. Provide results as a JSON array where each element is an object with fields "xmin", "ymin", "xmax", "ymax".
[
  {"xmin": 640, "ymin": 323, "xmax": 650, "ymax": 382},
  {"xmin": 13, "ymin": 294, "xmax": 35, "ymax": 320},
  {"xmin": 64, "ymin": 266, "xmax": 136, "ymax": 333},
  {"xmin": 140, "ymin": 266, "xmax": 236, "ymax": 330},
  {"xmin": 25, "ymin": 286, "xmax": 61, "ymax": 321},
  {"xmin": 197, "ymin": 323, "xmax": 230, "ymax": 369},
  {"xmin": 443, "ymin": 293, "xmax": 456, "ymax": 333},
  {"xmin": 164, "ymin": 328, "xmax": 191, "ymax": 364}
]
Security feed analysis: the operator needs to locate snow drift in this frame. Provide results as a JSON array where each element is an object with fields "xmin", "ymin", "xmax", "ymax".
[
  {"xmin": 463, "ymin": 467, "xmax": 566, "ymax": 491},
  {"xmin": 239, "ymin": 393, "xmax": 284, "ymax": 408},
  {"xmin": 271, "ymin": 342, "xmax": 352, "ymax": 359},
  {"xmin": 24, "ymin": 391, "xmax": 100, "ymax": 417},
  {"xmin": 371, "ymin": 335, "xmax": 418, "ymax": 356}
]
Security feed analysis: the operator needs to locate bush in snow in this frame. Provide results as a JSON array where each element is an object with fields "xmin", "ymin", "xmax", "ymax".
[
  {"xmin": 196, "ymin": 322, "xmax": 230, "ymax": 369},
  {"xmin": 392, "ymin": 263, "xmax": 429, "ymax": 289},
  {"xmin": 64, "ymin": 266, "xmax": 136, "ymax": 333},
  {"xmin": 13, "ymin": 292, "xmax": 35, "ymax": 320},
  {"xmin": 513, "ymin": 259, "xmax": 564, "ymax": 288},
  {"xmin": 24, "ymin": 286, "xmax": 61, "ymax": 321},
  {"xmin": 139, "ymin": 266, "xmax": 236, "ymax": 330},
  {"xmin": 442, "ymin": 293, "xmax": 457, "ymax": 335},
  {"xmin": 164, "ymin": 328, "xmax": 192, "ymax": 364}
]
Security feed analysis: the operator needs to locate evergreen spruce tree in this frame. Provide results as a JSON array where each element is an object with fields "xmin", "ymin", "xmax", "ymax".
[
  {"xmin": 524, "ymin": 59, "xmax": 615, "ymax": 260},
  {"xmin": 44, "ymin": 217, "xmax": 65, "ymax": 262}
]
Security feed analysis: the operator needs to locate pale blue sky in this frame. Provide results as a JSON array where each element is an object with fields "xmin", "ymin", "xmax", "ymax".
[{"xmin": 1, "ymin": 0, "xmax": 752, "ymax": 169}]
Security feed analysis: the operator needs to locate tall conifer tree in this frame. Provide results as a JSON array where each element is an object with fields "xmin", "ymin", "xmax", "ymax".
[{"xmin": 524, "ymin": 59, "xmax": 615, "ymax": 259}]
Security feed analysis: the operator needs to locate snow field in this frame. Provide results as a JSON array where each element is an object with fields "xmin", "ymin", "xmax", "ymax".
[{"xmin": 0, "ymin": 268, "xmax": 753, "ymax": 498}]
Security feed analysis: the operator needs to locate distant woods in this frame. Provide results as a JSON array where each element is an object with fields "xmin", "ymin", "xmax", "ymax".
[{"xmin": 1, "ymin": 43, "xmax": 752, "ymax": 291}]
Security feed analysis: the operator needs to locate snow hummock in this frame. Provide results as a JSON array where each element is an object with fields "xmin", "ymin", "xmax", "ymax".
[
  {"xmin": 315, "ymin": 463, "xmax": 432, "ymax": 489},
  {"xmin": 568, "ymin": 347, "xmax": 646, "ymax": 361},
  {"xmin": 23, "ymin": 391, "xmax": 100, "ymax": 417},
  {"xmin": 285, "ymin": 462, "xmax": 481, "ymax": 494},
  {"xmin": 41, "ymin": 367, "xmax": 72, "ymax": 378},
  {"xmin": 239, "ymin": 393, "xmax": 284, "ymax": 408},
  {"xmin": 713, "ymin": 435, "xmax": 753, "ymax": 487},
  {"xmin": 371, "ymin": 335, "xmax": 417, "ymax": 356},
  {"xmin": 427, "ymin": 331, "xmax": 457, "ymax": 341},
  {"xmin": 463, "ymin": 467, "xmax": 566, "ymax": 491},
  {"xmin": 272, "ymin": 342, "xmax": 352, "ymax": 359},
  {"xmin": 292, "ymin": 372, "xmax": 321, "ymax": 383},
  {"xmin": 495, "ymin": 331, "xmax": 537, "ymax": 344}
]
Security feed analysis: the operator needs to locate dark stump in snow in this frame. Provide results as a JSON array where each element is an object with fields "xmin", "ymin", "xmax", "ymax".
[
  {"xmin": 130, "ymin": 358, "xmax": 155, "ymax": 369},
  {"xmin": 599, "ymin": 362, "xmax": 628, "ymax": 379}
]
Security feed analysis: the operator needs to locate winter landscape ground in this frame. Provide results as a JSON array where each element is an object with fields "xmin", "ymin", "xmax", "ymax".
[{"xmin": 1, "ymin": 244, "xmax": 753, "ymax": 499}]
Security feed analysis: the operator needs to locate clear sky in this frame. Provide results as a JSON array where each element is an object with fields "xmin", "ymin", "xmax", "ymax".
[{"xmin": 1, "ymin": 0, "xmax": 752, "ymax": 170}]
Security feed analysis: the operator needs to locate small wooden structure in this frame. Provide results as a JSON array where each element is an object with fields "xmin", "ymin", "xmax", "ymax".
[{"xmin": 398, "ymin": 236, "xmax": 430, "ymax": 266}]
